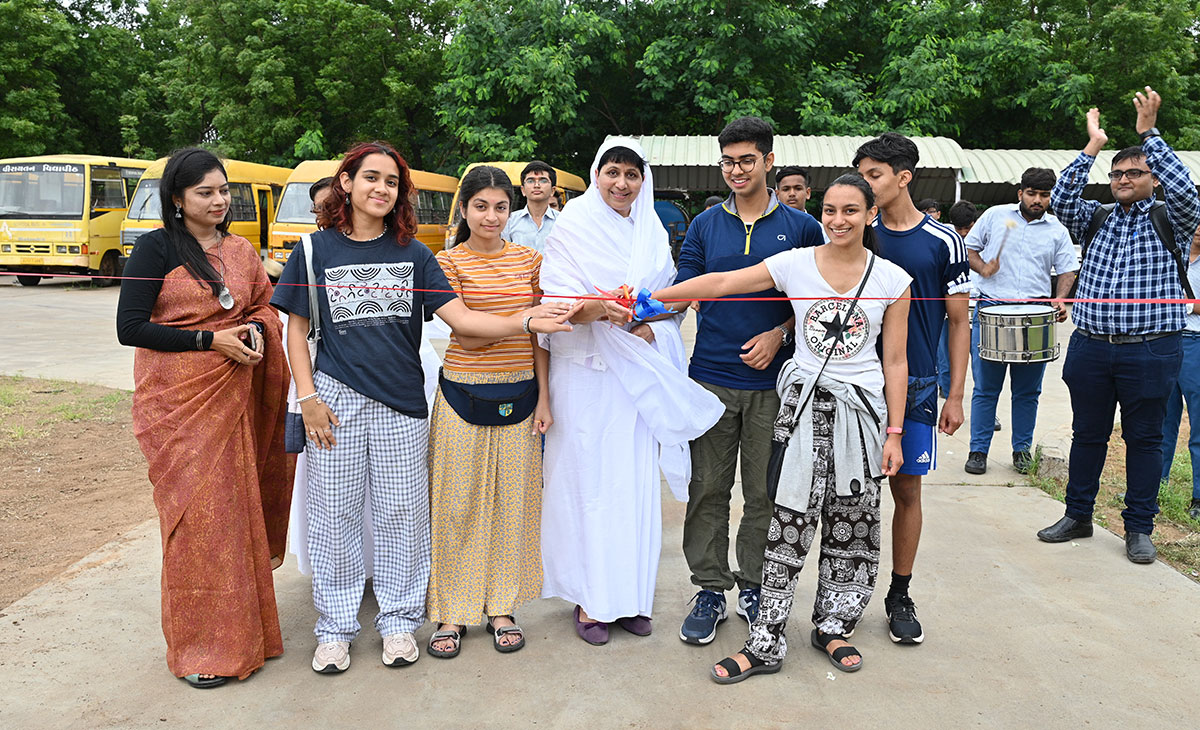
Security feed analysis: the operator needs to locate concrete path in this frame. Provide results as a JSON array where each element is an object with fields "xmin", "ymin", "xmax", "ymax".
[{"xmin": 1, "ymin": 277, "xmax": 1197, "ymax": 729}]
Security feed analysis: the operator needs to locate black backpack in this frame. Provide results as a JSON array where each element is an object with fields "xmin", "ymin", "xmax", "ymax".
[{"xmin": 1081, "ymin": 200, "xmax": 1194, "ymax": 299}]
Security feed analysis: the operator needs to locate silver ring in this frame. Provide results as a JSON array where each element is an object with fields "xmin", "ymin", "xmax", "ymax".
[{"xmin": 308, "ymin": 429, "xmax": 317, "ymax": 434}]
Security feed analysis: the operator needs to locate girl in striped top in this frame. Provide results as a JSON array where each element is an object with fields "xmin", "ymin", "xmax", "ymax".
[{"xmin": 425, "ymin": 166, "xmax": 550, "ymax": 657}]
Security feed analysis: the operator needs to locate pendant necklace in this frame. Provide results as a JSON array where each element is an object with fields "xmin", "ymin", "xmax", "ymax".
[{"xmin": 213, "ymin": 236, "xmax": 235, "ymax": 310}]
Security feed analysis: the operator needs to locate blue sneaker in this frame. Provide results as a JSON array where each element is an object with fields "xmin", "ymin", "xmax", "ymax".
[
  {"xmin": 735, "ymin": 586, "xmax": 760, "ymax": 624},
  {"xmin": 679, "ymin": 590, "xmax": 727, "ymax": 645}
]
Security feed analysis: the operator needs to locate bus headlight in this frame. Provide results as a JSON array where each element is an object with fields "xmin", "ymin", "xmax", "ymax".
[
  {"xmin": 68, "ymin": 246, "xmax": 81, "ymax": 254},
  {"xmin": 0, "ymin": 245, "xmax": 10, "ymax": 253},
  {"xmin": 56, "ymin": 245, "xmax": 67, "ymax": 254}
]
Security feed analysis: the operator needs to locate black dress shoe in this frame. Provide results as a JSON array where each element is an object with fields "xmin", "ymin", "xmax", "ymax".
[
  {"xmin": 1037, "ymin": 515, "xmax": 1093, "ymax": 543},
  {"xmin": 964, "ymin": 451, "xmax": 987, "ymax": 474},
  {"xmin": 1012, "ymin": 450, "xmax": 1034, "ymax": 474},
  {"xmin": 1125, "ymin": 532, "xmax": 1157, "ymax": 564}
]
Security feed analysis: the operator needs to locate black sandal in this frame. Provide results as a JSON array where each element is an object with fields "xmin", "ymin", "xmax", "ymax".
[
  {"xmin": 181, "ymin": 673, "xmax": 229, "ymax": 689},
  {"xmin": 810, "ymin": 629, "xmax": 863, "ymax": 673},
  {"xmin": 486, "ymin": 616, "xmax": 525, "ymax": 653},
  {"xmin": 709, "ymin": 651, "xmax": 781, "ymax": 685},
  {"xmin": 427, "ymin": 625, "xmax": 465, "ymax": 659}
]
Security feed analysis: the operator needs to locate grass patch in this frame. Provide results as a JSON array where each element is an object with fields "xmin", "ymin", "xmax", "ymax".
[{"xmin": 1028, "ymin": 425, "xmax": 1200, "ymax": 581}]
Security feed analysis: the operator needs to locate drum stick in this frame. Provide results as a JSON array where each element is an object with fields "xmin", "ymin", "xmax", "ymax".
[{"xmin": 991, "ymin": 219, "xmax": 1017, "ymax": 260}]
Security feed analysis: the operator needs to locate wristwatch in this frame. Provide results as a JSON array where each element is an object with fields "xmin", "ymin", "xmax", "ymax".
[
  {"xmin": 775, "ymin": 324, "xmax": 792, "ymax": 346},
  {"xmin": 1140, "ymin": 127, "xmax": 1161, "ymax": 141}
]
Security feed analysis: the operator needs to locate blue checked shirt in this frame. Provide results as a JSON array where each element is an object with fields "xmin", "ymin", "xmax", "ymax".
[{"xmin": 1051, "ymin": 135, "xmax": 1200, "ymax": 335}]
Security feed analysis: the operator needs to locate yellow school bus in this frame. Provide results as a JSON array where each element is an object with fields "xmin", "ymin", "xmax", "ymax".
[
  {"xmin": 0, "ymin": 155, "xmax": 151, "ymax": 286},
  {"xmin": 444, "ymin": 162, "xmax": 586, "ymax": 250},
  {"xmin": 267, "ymin": 162, "xmax": 458, "ymax": 263},
  {"xmin": 121, "ymin": 157, "xmax": 292, "ymax": 271}
]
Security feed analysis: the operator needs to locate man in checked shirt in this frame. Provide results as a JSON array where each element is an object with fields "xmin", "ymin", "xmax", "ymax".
[{"xmin": 1037, "ymin": 88, "xmax": 1200, "ymax": 563}]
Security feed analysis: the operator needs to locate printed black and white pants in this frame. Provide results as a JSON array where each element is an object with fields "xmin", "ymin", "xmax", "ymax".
[{"xmin": 743, "ymin": 390, "xmax": 882, "ymax": 664}]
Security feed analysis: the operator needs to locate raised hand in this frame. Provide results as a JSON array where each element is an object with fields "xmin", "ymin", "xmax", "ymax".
[
  {"xmin": 1133, "ymin": 86, "xmax": 1161, "ymax": 134},
  {"xmin": 1085, "ymin": 107, "xmax": 1108, "ymax": 155}
]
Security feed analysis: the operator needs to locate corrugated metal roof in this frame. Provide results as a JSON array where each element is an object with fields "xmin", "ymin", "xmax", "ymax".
[
  {"xmin": 962, "ymin": 148, "xmax": 1200, "ymax": 187},
  {"xmin": 631, "ymin": 134, "xmax": 968, "ymax": 171}
]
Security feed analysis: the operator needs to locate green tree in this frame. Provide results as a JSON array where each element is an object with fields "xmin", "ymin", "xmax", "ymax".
[{"xmin": 0, "ymin": 0, "xmax": 77, "ymax": 157}]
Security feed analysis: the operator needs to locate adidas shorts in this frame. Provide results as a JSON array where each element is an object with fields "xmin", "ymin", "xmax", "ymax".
[{"xmin": 896, "ymin": 418, "xmax": 935, "ymax": 476}]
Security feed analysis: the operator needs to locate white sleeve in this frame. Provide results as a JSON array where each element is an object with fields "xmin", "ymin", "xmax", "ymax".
[{"xmin": 762, "ymin": 249, "xmax": 794, "ymax": 293}]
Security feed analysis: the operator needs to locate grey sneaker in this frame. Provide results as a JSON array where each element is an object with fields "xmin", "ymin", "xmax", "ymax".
[
  {"xmin": 312, "ymin": 641, "xmax": 350, "ymax": 673},
  {"xmin": 382, "ymin": 632, "xmax": 419, "ymax": 667}
]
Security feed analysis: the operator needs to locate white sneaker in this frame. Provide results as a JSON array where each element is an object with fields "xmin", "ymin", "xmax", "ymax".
[
  {"xmin": 382, "ymin": 632, "xmax": 419, "ymax": 667},
  {"xmin": 312, "ymin": 641, "xmax": 350, "ymax": 673}
]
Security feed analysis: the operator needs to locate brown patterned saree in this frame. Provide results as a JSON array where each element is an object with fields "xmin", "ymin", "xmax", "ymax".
[{"xmin": 131, "ymin": 235, "xmax": 293, "ymax": 680}]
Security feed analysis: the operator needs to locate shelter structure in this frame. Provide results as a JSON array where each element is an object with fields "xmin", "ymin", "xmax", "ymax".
[{"xmin": 628, "ymin": 134, "xmax": 1200, "ymax": 207}]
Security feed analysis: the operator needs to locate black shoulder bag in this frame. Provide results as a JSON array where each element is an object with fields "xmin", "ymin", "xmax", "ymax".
[
  {"xmin": 1082, "ymin": 201, "xmax": 1194, "ymax": 299},
  {"xmin": 765, "ymin": 252, "xmax": 876, "ymax": 502}
]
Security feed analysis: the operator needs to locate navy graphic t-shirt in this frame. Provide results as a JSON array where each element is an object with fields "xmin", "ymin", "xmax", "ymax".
[
  {"xmin": 271, "ymin": 229, "xmax": 456, "ymax": 418},
  {"xmin": 873, "ymin": 215, "xmax": 970, "ymax": 424}
]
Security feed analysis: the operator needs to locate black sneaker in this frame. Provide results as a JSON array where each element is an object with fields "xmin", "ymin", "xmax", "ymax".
[
  {"xmin": 964, "ymin": 451, "xmax": 987, "ymax": 474},
  {"xmin": 679, "ymin": 590, "xmax": 727, "ymax": 645},
  {"xmin": 884, "ymin": 593, "xmax": 924, "ymax": 644},
  {"xmin": 1012, "ymin": 450, "xmax": 1034, "ymax": 474},
  {"xmin": 994, "ymin": 417, "xmax": 1001, "ymax": 431},
  {"xmin": 1188, "ymin": 498, "xmax": 1200, "ymax": 522}
]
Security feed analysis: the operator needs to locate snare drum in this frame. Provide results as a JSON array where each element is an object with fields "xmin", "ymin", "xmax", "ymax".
[{"xmin": 978, "ymin": 304, "xmax": 1060, "ymax": 363}]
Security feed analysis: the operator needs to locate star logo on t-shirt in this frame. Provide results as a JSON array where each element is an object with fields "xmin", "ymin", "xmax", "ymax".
[{"xmin": 803, "ymin": 299, "xmax": 869, "ymax": 361}]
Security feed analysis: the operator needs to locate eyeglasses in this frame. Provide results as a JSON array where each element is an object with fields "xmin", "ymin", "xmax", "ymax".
[
  {"xmin": 1108, "ymin": 169, "xmax": 1150, "ymax": 181},
  {"xmin": 524, "ymin": 177, "xmax": 551, "ymax": 186},
  {"xmin": 717, "ymin": 155, "xmax": 761, "ymax": 173}
]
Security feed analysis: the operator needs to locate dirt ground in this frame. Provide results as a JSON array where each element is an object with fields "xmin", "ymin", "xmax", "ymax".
[{"xmin": 0, "ymin": 376, "xmax": 154, "ymax": 608}]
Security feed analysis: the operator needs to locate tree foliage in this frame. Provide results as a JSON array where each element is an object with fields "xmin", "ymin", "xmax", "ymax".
[{"xmin": 1, "ymin": 0, "xmax": 1198, "ymax": 173}]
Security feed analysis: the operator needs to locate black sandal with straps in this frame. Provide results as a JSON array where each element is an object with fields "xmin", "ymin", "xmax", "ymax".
[
  {"xmin": 709, "ymin": 651, "xmax": 782, "ymax": 685},
  {"xmin": 485, "ymin": 616, "xmax": 526, "ymax": 653},
  {"xmin": 811, "ymin": 629, "xmax": 863, "ymax": 673}
]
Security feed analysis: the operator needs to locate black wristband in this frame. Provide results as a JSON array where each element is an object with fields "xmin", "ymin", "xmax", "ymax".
[
  {"xmin": 200, "ymin": 331, "xmax": 214, "ymax": 350},
  {"xmin": 1140, "ymin": 127, "xmax": 1161, "ymax": 141}
]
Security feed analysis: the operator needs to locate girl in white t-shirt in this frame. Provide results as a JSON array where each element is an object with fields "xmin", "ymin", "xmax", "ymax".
[{"xmin": 652, "ymin": 174, "xmax": 911, "ymax": 683}]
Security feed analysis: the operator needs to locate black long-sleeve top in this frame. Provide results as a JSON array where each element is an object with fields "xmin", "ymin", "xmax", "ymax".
[{"xmin": 116, "ymin": 229, "xmax": 216, "ymax": 351}]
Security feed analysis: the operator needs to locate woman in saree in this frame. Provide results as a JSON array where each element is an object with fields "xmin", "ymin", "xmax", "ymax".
[
  {"xmin": 538, "ymin": 137, "xmax": 724, "ymax": 644},
  {"xmin": 116, "ymin": 147, "xmax": 293, "ymax": 689}
]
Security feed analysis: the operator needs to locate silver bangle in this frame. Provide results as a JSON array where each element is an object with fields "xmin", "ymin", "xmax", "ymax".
[
  {"xmin": 195, "ymin": 330, "xmax": 205, "ymax": 350},
  {"xmin": 297, "ymin": 392, "xmax": 321, "ymax": 404},
  {"xmin": 522, "ymin": 315, "xmax": 534, "ymax": 334}
]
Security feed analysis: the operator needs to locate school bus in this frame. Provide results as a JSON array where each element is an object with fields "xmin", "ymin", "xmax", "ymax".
[
  {"xmin": 0, "ymin": 155, "xmax": 151, "ymax": 286},
  {"xmin": 444, "ymin": 162, "xmax": 586, "ymax": 250},
  {"xmin": 267, "ymin": 162, "xmax": 458, "ymax": 263},
  {"xmin": 121, "ymin": 157, "xmax": 291, "ymax": 274}
]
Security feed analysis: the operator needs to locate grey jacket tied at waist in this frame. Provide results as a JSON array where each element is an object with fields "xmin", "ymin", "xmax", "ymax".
[{"xmin": 772, "ymin": 359, "xmax": 888, "ymax": 513}]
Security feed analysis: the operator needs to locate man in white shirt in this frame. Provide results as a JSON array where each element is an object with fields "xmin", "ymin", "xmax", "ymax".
[
  {"xmin": 964, "ymin": 168, "xmax": 1078, "ymax": 475},
  {"xmin": 501, "ymin": 160, "xmax": 559, "ymax": 252}
]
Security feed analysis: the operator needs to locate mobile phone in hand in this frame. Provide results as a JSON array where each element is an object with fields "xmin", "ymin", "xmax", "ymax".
[{"xmin": 245, "ymin": 326, "xmax": 259, "ymax": 353}]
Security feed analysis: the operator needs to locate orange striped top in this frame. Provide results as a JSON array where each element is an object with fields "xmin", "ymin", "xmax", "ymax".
[{"xmin": 436, "ymin": 242, "xmax": 542, "ymax": 373}]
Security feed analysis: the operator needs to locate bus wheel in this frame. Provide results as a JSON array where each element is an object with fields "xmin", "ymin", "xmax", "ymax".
[
  {"xmin": 16, "ymin": 274, "xmax": 41, "ymax": 287},
  {"xmin": 93, "ymin": 251, "xmax": 121, "ymax": 287}
]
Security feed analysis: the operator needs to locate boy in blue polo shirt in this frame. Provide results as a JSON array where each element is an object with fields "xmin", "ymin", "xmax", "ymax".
[
  {"xmin": 855, "ymin": 133, "xmax": 970, "ymax": 645},
  {"xmin": 669, "ymin": 116, "xmax": 824, "ymax": 645}
]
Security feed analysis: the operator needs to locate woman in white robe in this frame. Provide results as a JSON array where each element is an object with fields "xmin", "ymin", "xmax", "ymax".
[{"xmin": 539, "ymin": 138, "xmax": 723, "ymax": 644}]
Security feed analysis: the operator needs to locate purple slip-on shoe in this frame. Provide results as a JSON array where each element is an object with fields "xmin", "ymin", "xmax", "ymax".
[
  {"xmin": 574, "ymin": 605, "xmax": 609, "ymax": 645},
  {"xmin": 615, "ymin": 615, "xmax": 653, "ymax": 636}
]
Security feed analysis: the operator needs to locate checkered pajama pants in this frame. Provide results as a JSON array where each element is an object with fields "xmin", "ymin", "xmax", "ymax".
[
  {"xmin": 743, "ymin": 390, "xmax": 882, "ymax": 664},
  {"xmin": 305, "ymin": 371, "xmax": 431, "ymax": 642}
]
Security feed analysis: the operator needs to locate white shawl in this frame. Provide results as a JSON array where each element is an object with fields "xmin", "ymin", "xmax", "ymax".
[{"xmin": 540, "ymin": 137, "xmax": 723, "ymax": 500}]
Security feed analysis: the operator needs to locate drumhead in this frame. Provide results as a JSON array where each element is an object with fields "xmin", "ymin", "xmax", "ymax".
[{"xmin": 980, "ymin": 304, "xmax": 1055, "ymax": 316}]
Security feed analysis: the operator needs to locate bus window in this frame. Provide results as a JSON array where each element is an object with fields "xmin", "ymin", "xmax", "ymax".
[
  {"xmin": 0, "ymin": 162, "xmax": 86, "ymax": 219},
  {"xmin": 228, "ymin": 183, "xmax": 256, "ymax": 221},
  {"xmin": 121, "ymin": 167, "xmax": 143, "ymax": 202},
  {"xmin": 126, "ymin": 178, "xmax": 161, "ymax": 220},
  {"xmin": 90, "ymin": 167, "xmax": 127, "ymax": 210},
  {"xmin": 257, "ymin": 189, "xmax": 270, "ymax": 242},
  {"xmin": 275, "ymin": 182, "xmax": 316, "ymax": 225}
]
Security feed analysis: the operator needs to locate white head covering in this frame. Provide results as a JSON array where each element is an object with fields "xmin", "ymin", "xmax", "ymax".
[
  {"xmin": 542, "ymin": 137, "xmax": 674, "ymax": 296},
  {"xmin": 539, "ymin": 137, "xmax": 723, "ymax": 500}
]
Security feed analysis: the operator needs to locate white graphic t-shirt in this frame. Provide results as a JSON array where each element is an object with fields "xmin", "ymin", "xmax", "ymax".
[{"xmin": 764, "ymin": 247, "xmax": 912, "ymax": 394}]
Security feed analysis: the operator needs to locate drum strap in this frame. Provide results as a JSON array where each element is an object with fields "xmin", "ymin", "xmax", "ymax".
[{"xmin": 1082, "ymin": 201, "xmax": 1194, "ymax": 299}]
